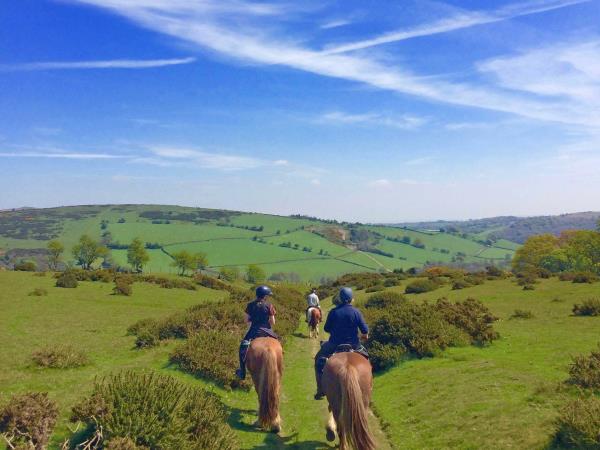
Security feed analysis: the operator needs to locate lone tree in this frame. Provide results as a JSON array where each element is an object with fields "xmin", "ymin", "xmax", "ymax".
[
  {"xmin": 46, "ymin": 240, "xmax": 64, "ymax": 270},
  {"xmin": 171, "ymin": 251, "xmax": 208, "ymax": 276},
  {"xmin": 127, "ymin": 238, "xmax": 149, "ymax": 272},
  {"xmin": 246, "ymin": 264, "xmax": 266, "ymax": 283},
  {"xmin": 72, "ymin": 235, "xmax": 109, "ymax": 270}
]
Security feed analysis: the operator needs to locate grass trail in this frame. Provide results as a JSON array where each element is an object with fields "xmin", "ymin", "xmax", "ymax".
[{"xmin": 228, "ymin": 299, "xmax": 391, "ymax": 449}]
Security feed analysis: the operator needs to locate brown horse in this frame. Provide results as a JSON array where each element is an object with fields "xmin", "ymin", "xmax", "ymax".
[
  {"xmin": 245, "ymin": 337, "xmax": 283, "ymax": 433},
  {"xmin": 322, "ymin": 352, "xmax": 375, "ymax": 450},
  {"xmin": 308, "ymin": 307, "xmax": 322, "ymax": 339}
]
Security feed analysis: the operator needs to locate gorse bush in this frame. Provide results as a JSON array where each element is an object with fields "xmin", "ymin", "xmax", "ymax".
[
  {"xmin": 31, "ymin": 344, "xmax": 88, "ymax": 369},
  {"xmin": 171, "ymin": 330, "xmax": 245, "ymax": 389},
  {"xmin": 140, "ymin": 274, "xmax": 197, "ymax": 290},
  {"xmin": 554, "ymin": 395, "xmax": 600, "ymax": 449},
  {"xmin": 14, "ymin": 260, "xmax": 37, "ymax": 272},
  {"xmin": 0, "ymin": 392, "xmax": 58, "ymax": 450},
  {"xmin": 55, "ymin": 271, "xmax": 78, "ymax": 288},
  {"xmin": 568, "ymin": 347, "xmax": 600, "ymax": 389},
  {"xmin": 404, "ymin": 278, "xmax": 440, "ymax": 294},
  {"xmin": 510, "ymin": 309, "xmax": 534, "ymax": 320},
  {"xmin": 364, "ymin": 292, "xmax": 498, "ymax": 371},
  {"xmin": 113, "ymin": 276, "xmax": 133, "ymax": 296},
  {"xmin": 71, "ymin": 370, "xmax": 237, "ymax": 450},
  {"xmin": 434, "ymin": 298, "xmax": 499, "ymax": 345},
  {"xmin": 573, "ymin": 298, "xmax": 600, "ymax": 317},
  {"xmin": 105, "ymin": 436, "xmax": 149, "ymax": 450},
  {"xmin": 572, "ymin": 272, "xmax": 599, "ymax": 284},
  {"xmin": 28, "ymin": 288, "xmax": 48, "ymax": 297}
]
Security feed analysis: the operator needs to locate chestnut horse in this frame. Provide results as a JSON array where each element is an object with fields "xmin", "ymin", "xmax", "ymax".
[
  {"xmin": 308, "ymin": 307, "xmax": 322, "ymax": 339},
  {"xmin": 245, "ymin": 337, "xmax": 283, "ymax": 433},
  {"xmin": 322, "ymin": 352, "xmax": 375, "ymax": 450}
]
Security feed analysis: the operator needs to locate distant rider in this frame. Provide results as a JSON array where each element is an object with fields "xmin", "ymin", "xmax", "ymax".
[
  {"xmin": 313, "ymin": 287, "xmax": 369, "ymax": 400},
  {"xmin": 305, "ymin": 287, "xmax": 321, "ymax": 322},
  {"xmin": 235, "ymin": 285, "xmax": 277, "ymax": 380}
]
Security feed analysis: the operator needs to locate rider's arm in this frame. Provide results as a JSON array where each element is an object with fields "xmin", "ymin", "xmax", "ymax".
[
  {"xmin": 244, "ymin": 313, "xmax": 251, "ymax": 324},
  {"xmin": 323, "ymin": 310, "xmax": 334, "ymax": 333},
  {"xmin": 268, "ymin": 304, "xmax": 276, "ymax": 327},
  {"xmin": 356, "ymin": 310, "xmax": 369, "ymax": 337}
]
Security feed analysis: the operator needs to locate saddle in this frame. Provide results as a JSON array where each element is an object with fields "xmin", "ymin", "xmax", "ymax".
[
  {"xmin": 255, "ymin": 327, "xmax": 281, "ymax": 341},
  {"xmin": 332, "ymin": 344, "xmax": 370, "ymax": 360}
]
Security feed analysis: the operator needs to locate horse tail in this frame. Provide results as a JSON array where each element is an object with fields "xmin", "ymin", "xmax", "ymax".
[
  {"xmin": 339, "ymin": 363, "xmax": 375, "ymax": 450},
  {"xmin": 258, "ymin": 346, "xmax": 281, "ymax": 429},
  {"xmin": 309, "ymin": 308, "xmax": 317, "ymax": 328}
]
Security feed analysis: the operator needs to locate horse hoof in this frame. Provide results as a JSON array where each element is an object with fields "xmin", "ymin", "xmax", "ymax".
[
  {"xmin": 326, "ymin": 428, "xmax": 336, "ymax": 442},
  {"xmin": 272, "ymin": 425, "xmax": 281, "ymax": 434}
]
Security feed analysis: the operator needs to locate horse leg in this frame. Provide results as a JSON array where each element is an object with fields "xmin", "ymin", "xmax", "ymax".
[
  {"xmin": 325, "ymin": 409, "xmax": 337, "ymax": 442},
  {"xmin": 272, "ymin": 413, "xmax": 282, "ymax": 434}
]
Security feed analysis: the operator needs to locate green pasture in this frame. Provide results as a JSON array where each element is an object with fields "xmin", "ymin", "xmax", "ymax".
[{"xmin": 358, "ymin": 278, "xmax": 600, "ymax": 449}]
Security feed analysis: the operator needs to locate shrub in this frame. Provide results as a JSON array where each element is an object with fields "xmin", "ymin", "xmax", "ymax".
[
  {"xmin": 55, "ymin": 272, "xmax": 78, "ymax": 288},
  {"xmin": 452, "ymin": 279, "xmax": 472, "ymax": 290},
  {"xmin": 464, "ymin": 274, "xmax": 486, "ymax": 286},
  {"xmin": 71, "ymin": 371, "xmax": 237, "ymax": 450},
  {"xmin": 510, "ymin": 309, "xmax": 534, "ymax": 320},
  {"xmin": 368, "ymin": 340, "xmax": 406, "ymax": 372},
  {"xmin": 14, "ymin": 260, "xmax": 37, "ymax": 272},
  {"xmin": 365, "ymin": 284, "xmax": 384, "ymax": 293},
  {"xmin": 113, "ymin": 278, "xmax": 133, "ymax": 296},
  {"xmin": 364, "ymin": 291, "xmax": 407, "ymax": 310},
  {"xmin": 0, "ymin": 392, "xmax": 58, "ymax": 450},
  {"xmin": 28, "ymin": 288, "xmax": 48, "ymax": 297},
  {"xmin": 434, "ymin": 298, "xmax": 499, "ymax": 345},
  {"xmin": 170, "ymin": 330, "xmax": 244, "ymax": 389},
  {"xmin": 33, "ymin": 272, "xmax": 47, "ymax": 277},
  {"xmin": 105, "ymin": 437, "xmax": 149, "ymax": 450},
  {"xmin": 405, "ymin": 278, "xmax": 439, "ymax": 294},
  {"xmin": 522, "ymin": 284, "xmax": 536, "ymax": 290},
  {"xmin": 568, "ymin": 347, "xmax": 600, "ymax": 389},
  {"xmin": 31, "ymin": 344, "xmax": 88, "ymax": 368},
  {"xmin": 140, "ymin": 274, "xmax": 196, "ymax": 291},
  {"xmin": 383, "ymin": 277, "xmax": 400, "ymax": 287},
  {"xmin": 193, "ymin": 273, "xmax": 231, "ymax": 291},
  {"xmin": 554, "ymin": 396, "xmax": 600, "ymax": 448},
  {"xmin": 572, "ymin": 272, "xmax": 599, "ymax": 284},
  {"xmin": 559, "ymin": 272, "xmax": 577, "ymax": 282},
  {"xmin": 573, "ymin": 298, "xmax": 600, "ymax": 317}
]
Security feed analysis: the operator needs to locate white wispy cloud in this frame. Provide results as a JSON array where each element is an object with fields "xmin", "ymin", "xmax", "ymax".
[
  {"xmin": 0, "ymin": 151, "xmax": 125, "ymax": 159},
  {"xmin": 67, "ymin": 0, "xmax": 599, "ymax": 129},
  {"xmin": 148, "ymin": 146, "xmax": 268, "ymax": 171},
  {"xmin": 404, "ymin": 156, "xmax": 434, "ymax": 166},
  {"xmin": 320, "ymin": 19, "xmax": 351, "ymax": 30},
  {"xmin": 322, "ymin": 0, "xmax": 590, "ymax": 54},
  {"xmin": 319, "ymin": 111, "xmax": 427, "ymax": 130},
  {"xmin": 0, "ymin": 57, "xmax": 196, "ymax": 71},
  {"xmin": 368, "ymin": 178, "xmax": 392, "ymax": 188}
]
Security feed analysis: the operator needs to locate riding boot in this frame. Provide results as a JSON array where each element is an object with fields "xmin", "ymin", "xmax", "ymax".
[
  {"xmin": 236, "ymin": 340, "xmax": 250, "ymax": 380},
  {"xmin": 314, "ymin": 356, "xmax": 328, "ymax": 400}
]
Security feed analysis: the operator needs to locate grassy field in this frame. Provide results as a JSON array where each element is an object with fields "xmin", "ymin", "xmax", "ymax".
[
  {"xmin": 1, "ymin": 205, "xmax": 519, "ymax": 281},
  {"xmin": 2, "ymin": 270, "xmax": 599, "ymax": 449}
]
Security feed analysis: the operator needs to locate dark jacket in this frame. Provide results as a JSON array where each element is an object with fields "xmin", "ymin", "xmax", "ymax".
[
  {"xmin": 245, "ymin": 299, "xmax": 276, "ymax": 330},
  {"xmin": 324, "ymin": 303, "xmax": 368, "ymax": 347}
]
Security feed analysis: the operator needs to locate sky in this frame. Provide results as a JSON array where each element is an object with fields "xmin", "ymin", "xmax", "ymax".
[{"xmin": 1, "ymin": 0, "xmax": 599, "ymax": 222}]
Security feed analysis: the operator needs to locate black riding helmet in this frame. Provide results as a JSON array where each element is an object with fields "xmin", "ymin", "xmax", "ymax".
[{"xmin": 255, "ymin": 285, "xmax": 273, "ymax": 299}]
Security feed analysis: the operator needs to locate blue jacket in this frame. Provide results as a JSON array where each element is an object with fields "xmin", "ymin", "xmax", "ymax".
[{"xmin": 324, "ymin": 303, "xmax": 369, "ymax": 347}]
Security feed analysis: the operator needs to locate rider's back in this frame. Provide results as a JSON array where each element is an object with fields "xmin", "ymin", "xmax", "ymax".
[{"xmin": 324, "ymin": 303, "xmax": 368, "ymax": 347}]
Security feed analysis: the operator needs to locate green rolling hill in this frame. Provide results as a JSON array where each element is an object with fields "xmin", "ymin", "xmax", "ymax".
[{"xmin": 0, "ymin": 205, "xmax": 520, "ymax": 281}]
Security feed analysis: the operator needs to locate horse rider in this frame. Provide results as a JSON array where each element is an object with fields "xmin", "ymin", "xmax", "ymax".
[
  {"xmin": 313, "ymin": 287, "xmax": 369, "ymax": 400},
  {"xmin": 235, "ymin": 285, "xmax": 277, "ymax": 380},
  {"xmin": 306, "ymin": 287, "xmax": 321, "ymax": 322}
]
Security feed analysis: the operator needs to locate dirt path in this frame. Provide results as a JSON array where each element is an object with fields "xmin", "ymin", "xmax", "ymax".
[{"xmin": 235, "ymin": 300, "xmax": 392, "ymax": 449}]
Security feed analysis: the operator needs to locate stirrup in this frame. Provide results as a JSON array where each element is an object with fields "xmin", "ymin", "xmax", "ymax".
[{"xmin": 235, "ymin": 369, "xmax": 246, "ymax": 380}]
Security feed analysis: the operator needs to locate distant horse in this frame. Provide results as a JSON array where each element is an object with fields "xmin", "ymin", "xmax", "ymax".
[
  {"xmin": 322, "ymin": 352, "xmax": 375, "ymax": 450},
  {"xmin": 245, "ymin": 337, "xmax": 283, "ymax": 433},
  {"xmin": 308, "ymin": 307, "xmax": 322, "ymax": 339}
]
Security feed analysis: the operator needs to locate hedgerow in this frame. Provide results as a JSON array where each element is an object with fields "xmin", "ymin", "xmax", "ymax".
[
  {"xmin": 70, "ymin": 370, "xmax": 237, "ymax": 450},
  {"xmin": 0, "ymin": 392, "xmax": 58, "ymax": 450}
]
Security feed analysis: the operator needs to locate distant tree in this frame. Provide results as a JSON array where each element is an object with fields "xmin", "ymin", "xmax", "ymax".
[
  {"xmin": 246, "ymin": 264, "xmax": 266, "ymax": 283},
  {"xmin": 118, "ymin": 218, "xmax": 126, "ymax": 223},
  {"xmin": 72, "ymin": 235, "xmax": 108, "ymax": 270},
  {"xmin": 194, "ymin": 252, "xmax": 208, "ymax": 271},
  {"xmin": 512, "ymin": 234, "xmax": 559, "ymax": 273},
  {"xmin": 47, "ymin": 240, "xmax": 64, "ymax": 270},
  {"xmin": 100, "ymin": 231, "xmax": 113, "ymax": 247},
  {"xmin": 127, "ymin": 238, "xmax": 149, "ymax": 272},
  {"xmin": 401, "ymin": 236, "xmax": 411, "ymax": 245},
  {"xmin": 170, "ymin": 250, "xmax": 197, "ymax": 276}
]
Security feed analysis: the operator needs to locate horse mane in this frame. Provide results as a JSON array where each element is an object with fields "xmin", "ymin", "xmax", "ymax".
[
  {"xmin": 257, "ymin": 343, "xmax": 281, "ymax": 429},
  {"xmin": 338, "ymin": 361, "xmax": 376, "ymax": 450}
]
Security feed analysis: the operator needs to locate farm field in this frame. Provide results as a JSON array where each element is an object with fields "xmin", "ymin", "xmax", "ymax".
[
  {"xmin": 0, "ymin": 205, "xmax": 520, "ymax": 281},
  {"xmin": 2, "ymin": 270, "xmax": 600, "ymax": 449}
]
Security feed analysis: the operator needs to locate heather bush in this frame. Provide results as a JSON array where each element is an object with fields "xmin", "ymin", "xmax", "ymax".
[
  {"xmin": 434, "ymin": 298, "xmax": 499, "ymax": 345},
  {"xmin": 55, "ymin": 271, "xmax": 78, "ymax": 288},
  {"xmin": 464, "ymin": 273, "xmax": 486, "ymax": 286},
  {"xmin": 554, "ymin": 396, "xmax": 600, "ymax": 448},
  {"xmin": 105, "ymin": 437, "xmax": 149, "ymax": 450},
  {"xmin": 568, "ymin": 347, "xmax": 600, "ymax": 389},
  {"xmin": 365, "ymin": 284, "xmax": 384, "ymax": 293},
  {"xmin": 113, "ymin": 277, "xmax": 133, "ymax": 296},
  {"xmin": 573, "ymin": 298, "xmax": 600, "ymax": 317},
  {"xmin": 71, "ymin": 370, "xmax": 237, "ymax": 450},
  {"xmin": 405, "ymin": 278, "xmax": 440, "ymax": 294},
  {"xmin": 572, "ymin": 272, "xmax": 599, "ymax": 284},
  {"xmin": 452, "ymin": 279, "xmax": 472, "ymax": 290},
  {"xmin": 0, "ymin": 392, "xmax": 58, "ymax": 450},
  {"xmin": 510, "ymin": 309, "xmax": 534, "ymax": 320},
  {"xmin": 31, "ymin": 344, "xmax": 88, "ymax": 368},
  {"xmin": 28, "ymin": 288, "xmax": 48, "ymax": 297}
]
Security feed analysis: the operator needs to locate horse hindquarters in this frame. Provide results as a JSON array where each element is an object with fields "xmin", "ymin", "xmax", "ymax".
[{"xmin": 247, "ymin": 338, "xmax": 282, "ymax": 432}]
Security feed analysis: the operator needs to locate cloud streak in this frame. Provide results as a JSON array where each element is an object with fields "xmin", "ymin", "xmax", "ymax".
[
  {"xmin": 319, "ymin": 111, "xmax": 427, "ymax": 130},
  {"xmin": 0, "ymin": 151, "xmax": 125, "ymax": 159},
  {"xmin": 322, "ymin": 0, "xmax": 590, "ymax": 54},
  {"xmin": 0, "ymin": 57, "xmax": 196, "ymax": 71}
]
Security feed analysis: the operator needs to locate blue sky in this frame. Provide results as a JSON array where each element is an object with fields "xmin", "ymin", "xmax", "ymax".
[{"xmin": 1, "ymin": 0, "xmax": 599, "ymax": 222}]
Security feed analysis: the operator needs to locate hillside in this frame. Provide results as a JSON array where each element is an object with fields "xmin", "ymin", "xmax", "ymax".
[
  {"xmin": 0, "ymin": 205, "xmax": 519, "ymax": 281},
  {"xmin": 390, "ymin": 211, "xmax": 600, "ymax": 244}
]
